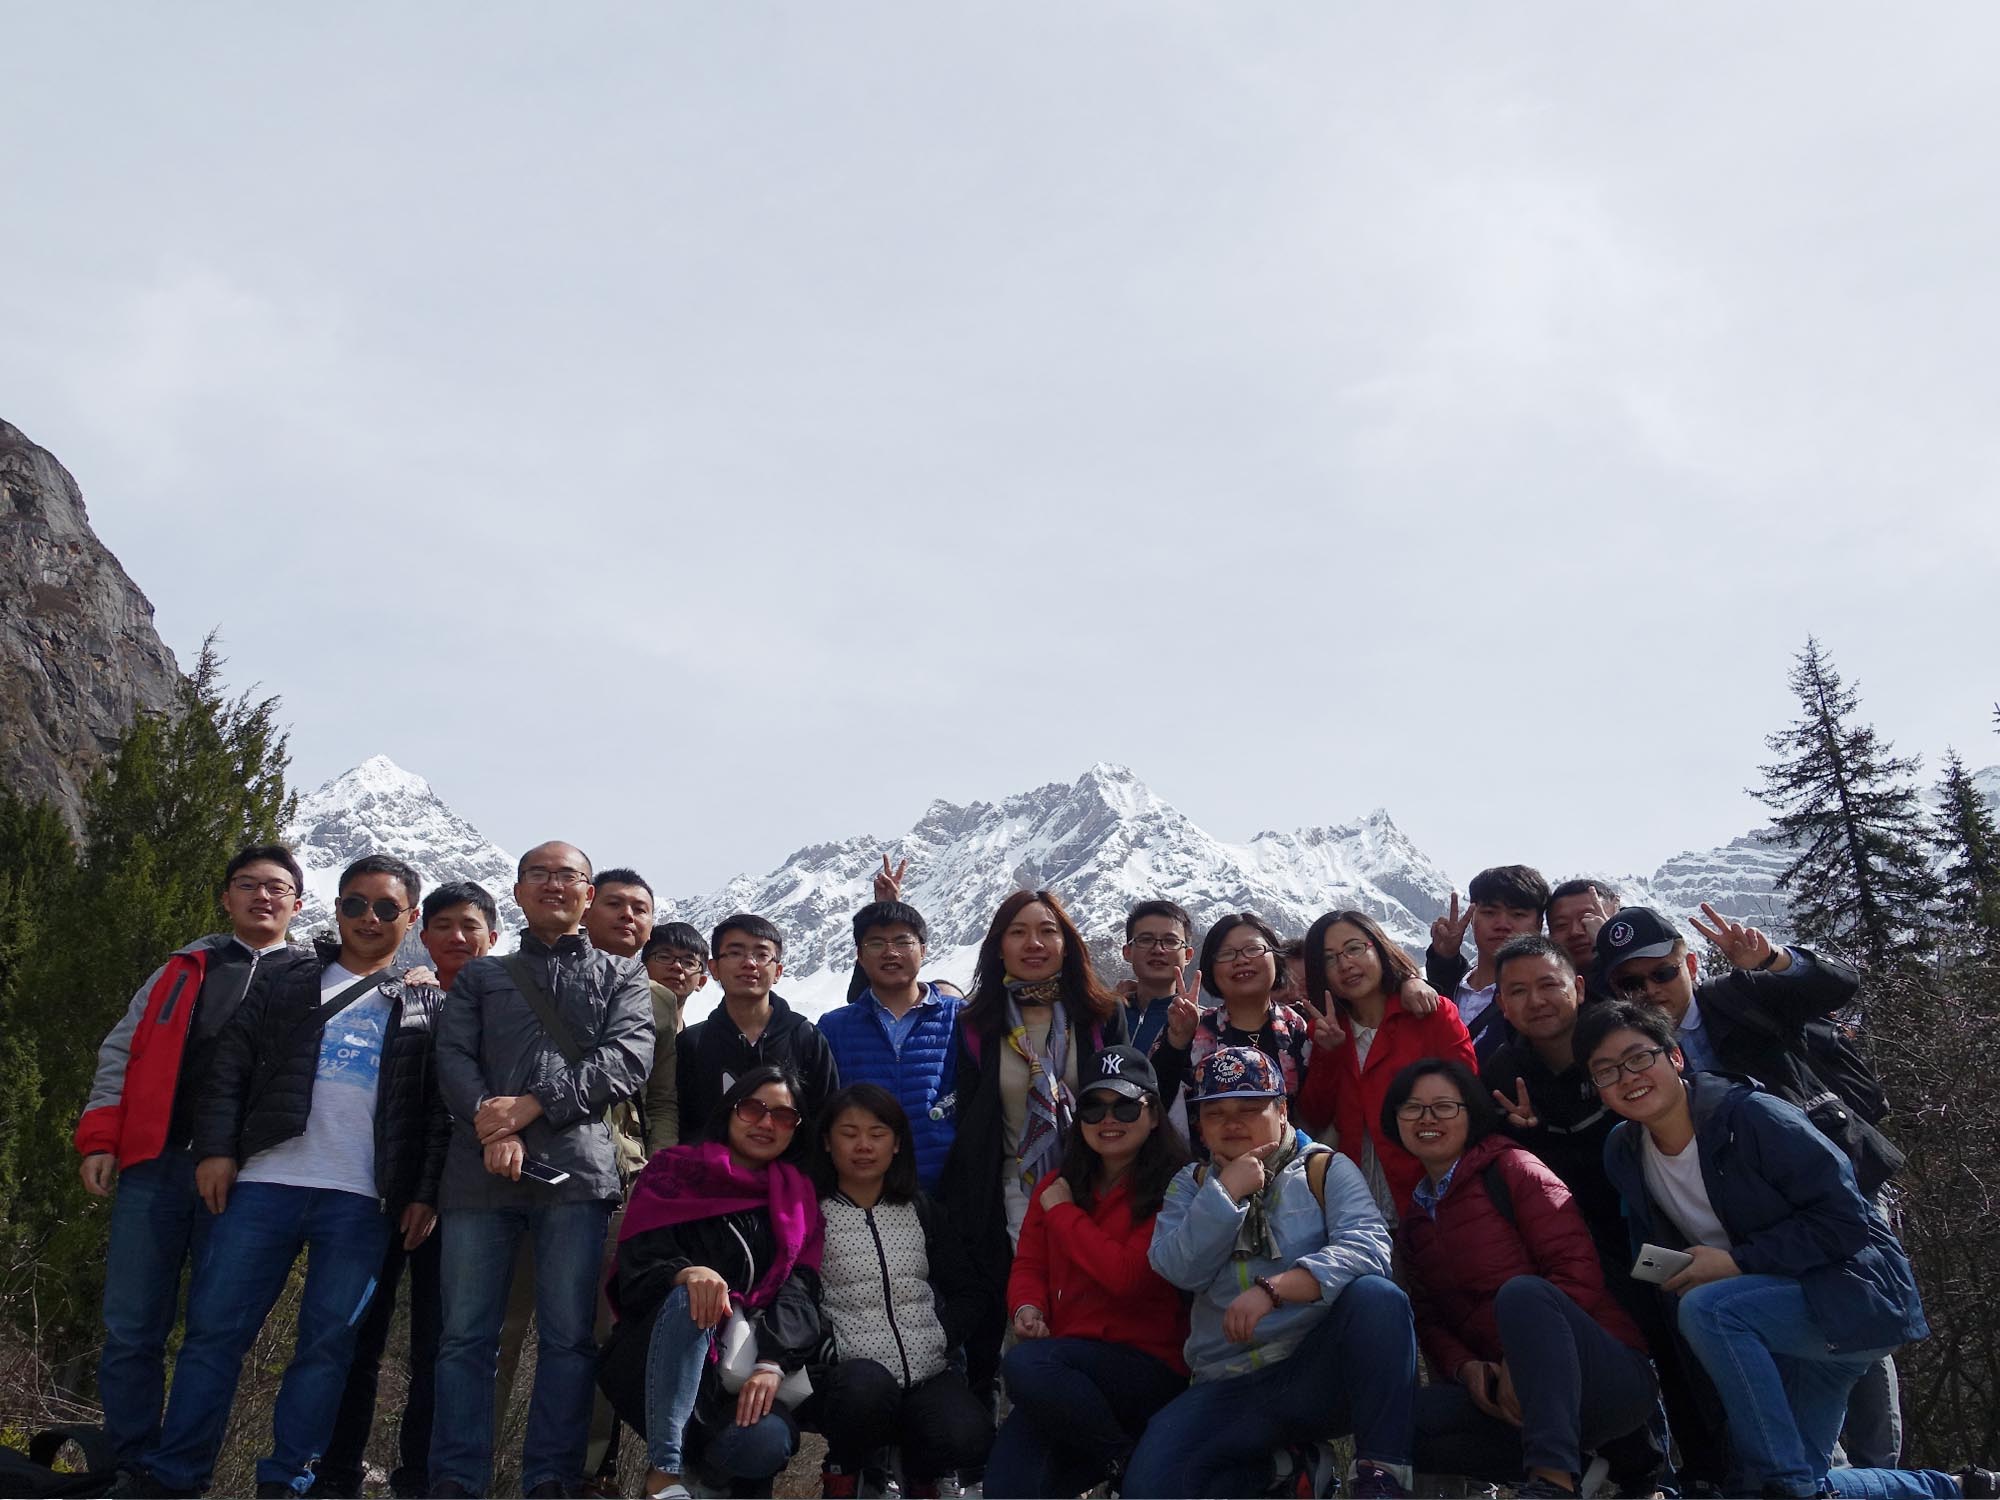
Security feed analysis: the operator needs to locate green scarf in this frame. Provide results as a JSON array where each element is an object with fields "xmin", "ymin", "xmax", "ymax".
[{"xmin": 1233, "ymin": 1130, "xmax": 1302, "ymax": 1261}]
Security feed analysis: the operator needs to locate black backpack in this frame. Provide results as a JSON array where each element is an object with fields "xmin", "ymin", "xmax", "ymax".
[{"xmin": 0, "ymin": 1426, "xmax": 121, "ymax": 1499}]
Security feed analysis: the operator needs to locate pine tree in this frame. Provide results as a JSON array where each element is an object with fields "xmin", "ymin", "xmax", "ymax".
[
  {"xmin": 1933, "ymin": 749, "xmax": 2000, "ymax": 956},
  {"xmin": 1754, "ymin": 637, "xmax": 1940, "ymax": 972},
  {"xmin": 0, "ymin": 633, "xmax": 295, "ymax": 1370}
]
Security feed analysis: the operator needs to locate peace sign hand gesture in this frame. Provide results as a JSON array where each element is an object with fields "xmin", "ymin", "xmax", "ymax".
[
  {"xmin": 1688, "ymin": 902, "xmax": 1784, "ymax": 973},
  {"xmin": 873, "ymin": 855, "xmax": 908, "ymax": 904},
  {"xmin": 1490, "ymin": 1078, "xmax": 1539, "ymax": 1130},
  {"xmin": 1164, "ymin": 969, "xmax": 1203, "ymax": 1049},
  {"xmin": 1297, "ymin": 989, "xmax": 1347, "ymax": 1052},
  {"xmin": 1431, "ymin": 892, "xmax": 1473, "ymax": 957}
]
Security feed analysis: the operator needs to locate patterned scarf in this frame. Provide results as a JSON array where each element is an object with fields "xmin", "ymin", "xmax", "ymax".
[
  {"xmin": 1233, "ymin": 1129, "xmax": 1303, "ymax": 1260},
  {"xmin": 1004, "ymin": 977, "xmax": 1072, "ymax": 1191},
  {"xmin": 616, "ymin": 1141, "xmax": 824, "ymax": 1310}
]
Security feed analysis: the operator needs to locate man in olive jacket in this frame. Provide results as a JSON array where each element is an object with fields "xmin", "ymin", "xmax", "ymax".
[{"xmin": 428, "ymin": 840, "xmax": 655, "ymax": 1500}]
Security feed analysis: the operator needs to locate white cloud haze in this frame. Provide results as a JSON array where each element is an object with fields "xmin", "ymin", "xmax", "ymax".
[{"xmin": 4, "ymin": 4, "xmax": 1996, "ymax": 899}]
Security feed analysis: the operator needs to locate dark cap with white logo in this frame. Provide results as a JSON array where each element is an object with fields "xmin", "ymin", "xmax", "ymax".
[
  {"xmin": 1592, "ymin": 906, "xmax": 1684, "ymax": 975},
  {"xmin": 1080, "ymin": 1044, "xmax": 1158, "ymax": 1101}
]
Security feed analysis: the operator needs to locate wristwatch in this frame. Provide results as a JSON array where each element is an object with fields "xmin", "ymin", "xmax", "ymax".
[{"xmin": 1254, "ymin": 1275, "xmax": 1285, "ymax": 1310}]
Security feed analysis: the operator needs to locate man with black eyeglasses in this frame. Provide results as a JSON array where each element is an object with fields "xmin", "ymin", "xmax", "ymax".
[
  {"xmin": 674, "ymin": 912, "xmax": 838, "ymax": 1142},
  {"xmin": 1120, "ymin": 899, "xmax": 1194, "ymax": 1054},
  {"xmin": 429, "ymin": 841, "xmax": 656, "ymax": 1499},
  {"xmin": 129, "ymin": 854, "xmax": 447, "ymax": 1499},
  {"xmin": 818, "ymin": 900, "xmax": 960, "ymax": 1190},
  {"xmin": 78, "ymin": 843, "xmax": 304, "ymax": 1476}
]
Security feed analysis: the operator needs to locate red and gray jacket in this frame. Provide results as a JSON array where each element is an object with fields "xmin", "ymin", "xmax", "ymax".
[{"xmin": 74, "ymin": 933, "xmax": 291, "ymax": 1168}]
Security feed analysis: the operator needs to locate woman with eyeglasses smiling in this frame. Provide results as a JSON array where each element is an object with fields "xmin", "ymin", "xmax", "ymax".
[
  {"xmin": 598, "ymin": 1066, "xmax": 824, "ymax": 1500},
  {"xmin": 1384, "ymin": 1059, "xmax": 1657, "ymax": 1499},
  {"xmin": 987, "ymin": 1045, "xmax": 1193, "ymax": 1499},
  {"xmin": 1293, "ymin": 909, "xmax": 1475, "ymax": 1221},
  {"xmin": 1573, "ymin": 1004, "xmax": 1977, "ymax": 1500}
]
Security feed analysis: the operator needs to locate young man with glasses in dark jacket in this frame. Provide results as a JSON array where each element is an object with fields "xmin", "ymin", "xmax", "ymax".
[
  {"xmin": 130, "ymin": 854, "xmax": 447, "ymax": 1499},
  {"xmin": 77, "ymin": 843, "xmax": 305, "ymax": 1475}
]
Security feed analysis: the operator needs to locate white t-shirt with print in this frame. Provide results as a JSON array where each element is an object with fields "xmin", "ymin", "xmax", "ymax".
[{"xmin": 239, "ymin": 963, "xmax": 389, "ymax": 1200}]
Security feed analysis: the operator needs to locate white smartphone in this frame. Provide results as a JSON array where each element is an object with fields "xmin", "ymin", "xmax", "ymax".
[
  {"xmin": 1630, "ymin": 1243, "xmax": 1695, "ymax": 1284},
  {"xmin": 519, "ymin": 1158, "xmax": 572, "ymax": 1188}
]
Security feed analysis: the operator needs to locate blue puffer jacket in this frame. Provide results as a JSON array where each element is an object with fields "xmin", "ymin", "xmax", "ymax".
[
  {"xmin": 1603, "ymin": 1072, "xmax": 1927, "ymax": 1356},
  {"xmin": 816, "ymin": 986, "xmax": 962, "ymax": 1191}
]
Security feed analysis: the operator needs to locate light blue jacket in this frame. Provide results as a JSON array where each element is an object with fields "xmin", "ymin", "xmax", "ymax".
[{"xmin": 1148, "ymin": 1129, "xmax": 1393, "ymax": 1382}]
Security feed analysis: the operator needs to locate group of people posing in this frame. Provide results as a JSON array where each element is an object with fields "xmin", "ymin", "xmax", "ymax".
[{"xmin": 75, "ymin": 842, "xmax": 1992, "ymax": 1500}]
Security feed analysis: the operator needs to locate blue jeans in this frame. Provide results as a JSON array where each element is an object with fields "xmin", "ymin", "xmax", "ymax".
[
  {"xmin": 1677, "ymin": 1275, "xmax": 1954, "ymax": 1500},
  {"xmin": 642, "ymin": 1286, "xmax": 795, "ymax": 1479},
  {"xmin": 1122, "ymin": 1273, "xmax": 1416, "ymax": 1499},
  {"xmin": 987, "ymin": 1337, "xmax": 1186, "ymax": 1497},
  {"xmin": 98, "ymin": 1148, "xmax": 212, "ymax": 1466},
  {"xmin": 143, "ymin": 1182, "xmax": 390, "ymax": 1492},
  {"xmin": 429, "ymin": 1199, "xmax": 615, "ymax": 1495},
  {"xmin": 1414, "ymin": 1275, "xmax": 1657, "ymax": 1483}
]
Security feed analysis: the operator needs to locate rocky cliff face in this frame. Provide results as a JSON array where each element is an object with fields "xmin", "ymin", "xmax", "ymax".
[{"xmin": 0, "ymin": 419, "xmax": 183, "ymax": 829}]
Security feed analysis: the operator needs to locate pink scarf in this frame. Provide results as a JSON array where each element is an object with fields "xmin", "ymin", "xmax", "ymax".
[{"xmin": 618, "ymin": 1141, "xmax": 823, "ymax": 1308}]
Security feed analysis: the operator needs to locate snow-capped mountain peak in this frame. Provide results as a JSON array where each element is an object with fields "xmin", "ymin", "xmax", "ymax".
[{"xmin": 283, "ymin": 754, "xmax": 522, "ymax": 941}]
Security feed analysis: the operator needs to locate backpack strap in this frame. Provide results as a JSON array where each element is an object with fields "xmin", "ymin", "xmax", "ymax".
[
  {"xmin": 1481, "ymin": 1158, "xmax": 1516, "ymax": 1226},
  {"xmin": 1196, "ymin": 1148, "xmax": 1333, "ymax": 1206},
  {"xmin": 502, "ymin": 953, "xmax": 588, "ymax": 1066}
]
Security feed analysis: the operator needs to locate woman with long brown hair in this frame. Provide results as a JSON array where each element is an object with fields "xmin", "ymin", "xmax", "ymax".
[
  {"xmin": 1294, "ymin": 908, "xmax": 1475, "ymax": 1221},
  {"xmin": 939, "ymin": 889, "xmax": 1128, "ymax": 1393}
]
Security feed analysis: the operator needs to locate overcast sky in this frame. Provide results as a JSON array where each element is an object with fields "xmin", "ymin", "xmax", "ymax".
[{"xmin": 5, "ymin": 4, "xmax": 1996, "ymax": 900}]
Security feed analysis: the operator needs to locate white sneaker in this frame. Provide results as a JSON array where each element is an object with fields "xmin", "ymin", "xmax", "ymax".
[{"xmin": 649, "ymin": 1484, "xmax": 694, "ymax": 1500}]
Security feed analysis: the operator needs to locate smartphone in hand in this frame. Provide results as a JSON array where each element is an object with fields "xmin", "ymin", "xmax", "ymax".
[
  {"xmin": 1630, "ymin": 1243, "xmax": 1694, "ymax": 1284},
  {"xmin": 519, "ymin": 1158, "xmax": 572, "ymax": 1188}
]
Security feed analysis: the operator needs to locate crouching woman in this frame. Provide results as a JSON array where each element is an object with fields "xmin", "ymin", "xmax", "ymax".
[
  {"xmin": 805, "ymin": 1083, "xmax": 994, "ymax": 1498},
  {"xmin": 1123, "ymin": 1046, "xmax": 1419, "ymax": 1499},
  {"xmin": 599, "ymin": 1067, "xmax": 823, "ymax": 1500},
  {"xmin": 1390, "ymin": 1057, "xmax": 1657, "ymax": 1498}
]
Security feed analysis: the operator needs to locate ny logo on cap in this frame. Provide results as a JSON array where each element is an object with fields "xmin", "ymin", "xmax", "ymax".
[
  {"xmin": 1101, "ymin": 1053, "xmax": 1125, "ymax": 1075},
  {"xmin": 1607, "ymin": 920, "xmax": 1634, "ymax": 947}
]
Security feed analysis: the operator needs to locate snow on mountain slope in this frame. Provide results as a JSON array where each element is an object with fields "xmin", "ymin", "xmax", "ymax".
[
  {"xmin": 279, "ymin": 756, "xmax": 2000, "ymax": 1010},
  {"xmin": 283, "ymin": 755, "xmax": 522, "ymax": 942},
  {"xmin": 667, "ymin": 763, "xmax": 1460, "ymax": 1016}
]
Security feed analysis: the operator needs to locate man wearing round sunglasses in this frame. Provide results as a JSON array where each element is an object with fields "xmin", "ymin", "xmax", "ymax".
[{"xmin": 131, "ymin": 853, "xmax": 448, "ymax": 1499}]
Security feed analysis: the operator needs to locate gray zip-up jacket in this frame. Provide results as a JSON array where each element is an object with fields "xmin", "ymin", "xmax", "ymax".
[{"xmin": 436, "ymin": 928, "xmax": 655, "ymax": 1207}]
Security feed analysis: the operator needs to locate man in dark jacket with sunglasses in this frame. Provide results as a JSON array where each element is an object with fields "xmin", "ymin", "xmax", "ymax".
[{"xmin": 131, "ymin": 853, "xmax": 445, "ymax": 1499}]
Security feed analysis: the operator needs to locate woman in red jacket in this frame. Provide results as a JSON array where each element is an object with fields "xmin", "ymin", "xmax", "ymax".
[
  {"xmin": 1389, "ymin": 1058, "xmax": 1657, "ymax": 1499},
  {"xmin": 987, "ymin": 1045, "xmax": 1191, "ymax": 1499},
  {"xmin": 1295, "ymin": 909, "xmax": 1475, "ymax": 1217}
]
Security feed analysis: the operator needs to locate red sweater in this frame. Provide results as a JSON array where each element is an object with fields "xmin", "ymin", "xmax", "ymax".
[
  {"xmin": 1398, "ymin": 1135, "xmax": 1646, "ymax": 1380},
  {"xmin": 1007, "ymin": 1171, "xmax": 1190, "ymax": 1375},
  {"xmin": 1295, "ymin": 998, "xmax": 1476, "ymax": 1212}
]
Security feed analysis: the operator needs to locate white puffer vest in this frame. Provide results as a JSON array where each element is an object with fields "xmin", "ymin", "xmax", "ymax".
[{"xmin": 817, "ymin": 1195, "xmax": 949, "ymax": 1388}]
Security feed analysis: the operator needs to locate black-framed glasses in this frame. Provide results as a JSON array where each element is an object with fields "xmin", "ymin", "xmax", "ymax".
[
  {"xmin": 733, "ymin": 1098, "xmax": 802, "ymax": 1130},
  {"xmin": 1078, "ymin": 1096, "xmax": 1146, "ymax": 1125},
  {"xmin": 1128, "ymin": 934, "xmax": 1189, "ymax": 951},
  {"xmin": 1323, "ymin": 940, "xmax": 1373, "ymax": 965},
  {"xmin": 647, "ymin": 951, "xmax": 705, "ymax": 971},
  {"xmin": 1614, "ymin": 963, "xmax": 1684, "ymax": 998},
  {"xmin": 338, "ymin": 895, "xmax": 413, "ymax": 923},
  {"xmin": 861, "ymin": 936, "xmax": 922, "ymax": 955},
  {"xmin": 229, "ymin": 877, "xmax": 298, "ymax": 899},
  {"xmin": 1215, "ymin": 942, "xmax": 1274, "ymax": 963},
  {"xmin": 1589, "ymin": 1047, "xmax": 1673, "ymax": 1090},
  {"xmin": 1395, "ymin": 1100, "xmax": 1465, "ymax": 1122},
  {"xmin": 521, "ymin": 866, "xmax": 589, "ymax": 887}
]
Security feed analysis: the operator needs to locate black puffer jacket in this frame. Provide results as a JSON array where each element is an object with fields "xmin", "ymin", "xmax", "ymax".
[
  {"xmin": 599, "ymin": 1203, "xmax": 824, "ymax": 1441},
  {"xmin": 194, "ymin": 939, "xmax": 450, "ymax": 1210}
]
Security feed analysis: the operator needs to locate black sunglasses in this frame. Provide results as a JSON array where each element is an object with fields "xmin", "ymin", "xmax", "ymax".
[
  {"xmin": 339, "ymin": 894, "xmax": 413, "ymax": 923},
  {"xmin": 1615, "ymin": 962, "xmax": 1684, "ymax": 998},
  {"xmin": 1078, "ymin": 1096, "xmax": 1145, "ymax": 1125}
]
